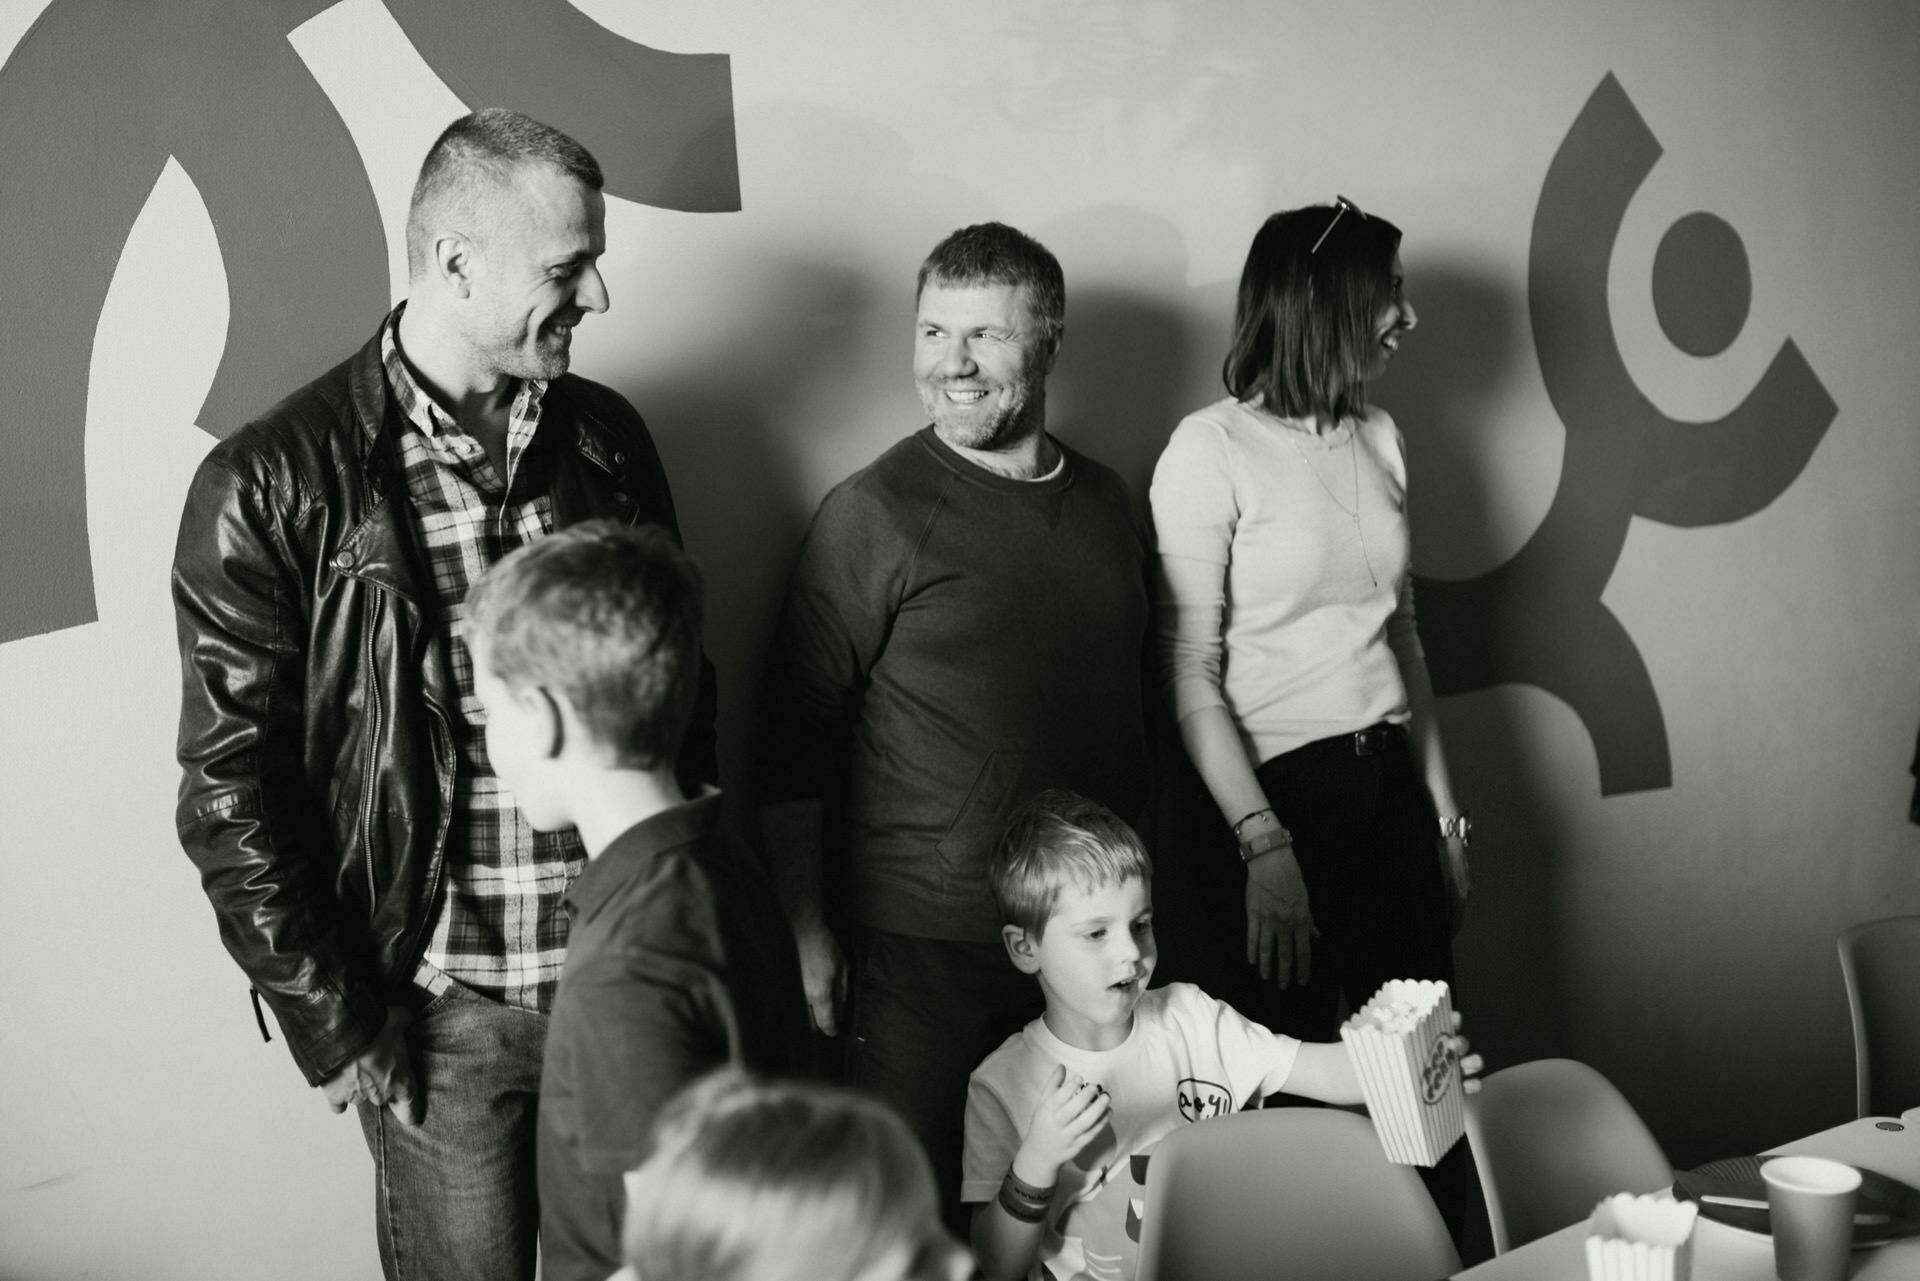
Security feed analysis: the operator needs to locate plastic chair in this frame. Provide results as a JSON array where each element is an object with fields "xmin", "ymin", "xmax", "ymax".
[
  {"xmin": 1464, "ymin": 1058, "xmax": 1671, "ymax": 1255},
  {"xmin": 1135, "ymin": 1108, "xmax": 1459, "ymax": 1281},
  {"xmin": 1839, "ymin": 914, "xmax": 1920, "ymax": 1118}
]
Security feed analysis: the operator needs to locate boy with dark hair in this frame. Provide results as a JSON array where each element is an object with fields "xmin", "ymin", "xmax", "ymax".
[
  {"xmin": 465, "ymin": 520, "xmax": 807, "ymax": 1281},
  {"xmin": 963, "ymin": 790, "xmax": 1478, "ymax": 1281}
]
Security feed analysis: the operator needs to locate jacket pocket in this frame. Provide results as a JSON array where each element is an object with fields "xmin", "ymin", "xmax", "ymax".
[{"xmin": 934, "ymin": 750, "xmax": 1028, "ymax": 888}]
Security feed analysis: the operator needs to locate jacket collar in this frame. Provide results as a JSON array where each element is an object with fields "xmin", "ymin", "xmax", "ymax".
[
  {"xmin": 334, "ymin": 309, "xmax": 427, "ymax": 605},
  {"xmin": 330, "ymin": 308, "xmax": 632, "ymax": 597}
]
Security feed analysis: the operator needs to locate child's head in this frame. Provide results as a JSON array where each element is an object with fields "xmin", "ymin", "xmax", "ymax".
[
  {"xmin": 464, "ymin": 520, "xmax": 702, "ymax": 826},
  {"xmin": 990, "ymin": 790, "xmax": 1156, "ymax": 1046},
  {"xmin": 622, "ymin": 1070, "xmax": 972, "ymax": 1281}
]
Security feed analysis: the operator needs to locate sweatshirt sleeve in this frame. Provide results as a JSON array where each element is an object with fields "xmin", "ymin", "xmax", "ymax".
[{"xmin": 756, "ymin": 475, "xmax": 918, "ymax": 803}]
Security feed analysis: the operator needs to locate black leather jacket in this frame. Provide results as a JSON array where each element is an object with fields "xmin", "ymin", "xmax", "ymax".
[{"xmin": 172, "ymin": 318, "xmax": 716, "ymax": 1085}]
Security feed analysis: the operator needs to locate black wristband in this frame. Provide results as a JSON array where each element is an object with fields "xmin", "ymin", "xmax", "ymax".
[
  {"xmin": 998, "ymin": 1178, "xmax": 1050, "ymax": 1223},
  {"xmin": 1005, "ymin": 1168, "xmax": 1054, "ymax": 1202}
]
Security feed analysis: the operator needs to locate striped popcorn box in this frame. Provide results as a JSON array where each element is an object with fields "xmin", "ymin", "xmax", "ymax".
[
  {"xmin": 1339, "ymin": 979, "xmax": 1465, "ymax": 1166},
  {"xmin": 1585, "ymin": 1193, "xmax": 1697, "ymax": 1281}
]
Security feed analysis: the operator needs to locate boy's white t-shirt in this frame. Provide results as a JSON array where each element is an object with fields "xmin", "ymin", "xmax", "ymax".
[{"xmin": 962, "ymin": 983, "xmax": 1302, "ymax": 1281}]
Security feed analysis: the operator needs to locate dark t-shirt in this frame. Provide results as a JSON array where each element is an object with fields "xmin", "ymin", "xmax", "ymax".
[
  {"xmin": 757, "ymin": 428, "xmax": 1152, "ymax": 941},
  {"xmin": 536, "ymin": 791, "xmax": 808, "ymax": 1281}
]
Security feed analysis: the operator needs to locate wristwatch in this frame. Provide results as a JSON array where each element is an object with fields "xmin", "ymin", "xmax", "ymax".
[{"xmin": 1437, "ymin": 813, "xmax": 1473, "ymax": 847}]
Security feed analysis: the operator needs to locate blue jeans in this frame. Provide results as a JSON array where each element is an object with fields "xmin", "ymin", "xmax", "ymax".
[{"xmin": 355, "ymin": 983, "xmax": 548, "ymax": 1281}]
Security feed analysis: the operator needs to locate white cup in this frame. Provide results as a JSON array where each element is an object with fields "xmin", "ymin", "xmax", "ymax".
[{"xmin": 1761, "ymin": 1156, "xmax": 1861, "ymax": 1281}]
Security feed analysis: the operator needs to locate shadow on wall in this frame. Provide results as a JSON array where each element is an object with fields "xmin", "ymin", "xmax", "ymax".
[
  {"xmin": 1052, "ymin": 283, "xmax": 1211, "ymax": 503},
  {"xmin": 1043, "ymin": 202, "xmax": 1231, "ymax": 505},
  {"xmin": 1380, "ymin": 259, "xmax": 1578, "ymax": 1069},
  {"xmin": 613, "ymin": 250, "xmax": 889, "ymax": 794}
]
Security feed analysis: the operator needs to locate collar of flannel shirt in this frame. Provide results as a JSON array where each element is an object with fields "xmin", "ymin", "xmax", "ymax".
[{"xmin": 380, "ymin": 306, "xmax": 547, "ymax": 444}]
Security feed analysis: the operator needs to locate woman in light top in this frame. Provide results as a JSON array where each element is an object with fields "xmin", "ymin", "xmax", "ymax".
[
  {"xmin": 619, "ymin": 1070, "xmax": 974, "ymax": 1281},
  {"xmin": 1149, "ymin": 198, "xmax": 1468, "ymax": 1044}
]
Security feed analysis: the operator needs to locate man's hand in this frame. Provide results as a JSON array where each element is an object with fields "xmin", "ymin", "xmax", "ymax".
[
  {"xmin": 1012, "ymin": 1064, "xmax": 1112, "ymax": 1187},
  {"xmin": 1440, "ymin": 836, "xmax": 1470, "ymax": 937},
  {"xmin": 321, "ymin": 1005, "xmax": 421, "ymax": 1126},
  {"xmin": 792, "ymin": 922, "xmax": 848, "ymax": 1037},
  {"xmin": 1245, "ymin": 845, "xmax": 1315, "ymax": 988}
]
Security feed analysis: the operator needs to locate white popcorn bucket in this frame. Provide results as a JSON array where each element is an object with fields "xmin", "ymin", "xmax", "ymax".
[
  {"xmin": 1339, "ymin": 979, "xmax": 1464, "ymax": 1166},
  {"xmin": 1584, "ymin": 1193, "xmax": 1697, "ymax": 1281}
]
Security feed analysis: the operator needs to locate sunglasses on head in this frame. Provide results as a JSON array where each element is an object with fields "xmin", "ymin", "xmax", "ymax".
[{"xmin": 1308, "ymin": 195, "xmax": 1367, "ymax": 255}]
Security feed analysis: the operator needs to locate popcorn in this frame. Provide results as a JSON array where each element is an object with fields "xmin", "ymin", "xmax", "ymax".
[
  {"xmin": 1340, "ymin": 979, "xmax": 1465, "ymax": 1166},
  {"xmin": 1585, "ymin": 1193, "xmax": 1698, "ymax": 1281}
]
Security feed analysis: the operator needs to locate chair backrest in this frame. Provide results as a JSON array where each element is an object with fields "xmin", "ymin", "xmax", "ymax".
[
  {"xmin": 1839, "ymin": 914, "xmax": 1920, "ymax": 1118},
  {"xmin": 1464, "ymin": 1058, "xmax": 1670, "ymax": 1255},
  {"xmin": 1135, "ymin": 1108, "xmax": 1459, "ymax": 1281}
]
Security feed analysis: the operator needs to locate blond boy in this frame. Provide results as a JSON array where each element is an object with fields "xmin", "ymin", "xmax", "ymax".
[{"xmin": 963, "ymin": 790, "xmax": 1476, "ymax": 1281}]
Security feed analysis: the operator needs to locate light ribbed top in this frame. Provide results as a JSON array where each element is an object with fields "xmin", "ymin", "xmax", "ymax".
[{"xmin": 1149, "ymin": 396, "xmax": 1423, "ymax": 763}]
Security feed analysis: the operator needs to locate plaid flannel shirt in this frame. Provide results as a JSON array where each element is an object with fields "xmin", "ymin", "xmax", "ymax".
[{"xmin": 381, "ymin": 314, "xmax": 585, "ymax": 1013}]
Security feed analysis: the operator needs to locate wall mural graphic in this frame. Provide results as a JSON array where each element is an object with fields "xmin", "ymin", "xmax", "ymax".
[
  {"xmin": 1418, "ymin": 73, "xmax": 1836, "ymax": 795},
  {"xmin": 0, "ymin": 0, "xmax": 737, "ymax": 646},
  {"xmin": 0, "ymin": 34, "xmax": 1831, "ymax": 805}
]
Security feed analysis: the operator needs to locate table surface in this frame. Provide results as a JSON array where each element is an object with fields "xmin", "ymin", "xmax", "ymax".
[{"xmin": 1451, "ymin": 1110, "xmax": 1920, "ymax": 1280}]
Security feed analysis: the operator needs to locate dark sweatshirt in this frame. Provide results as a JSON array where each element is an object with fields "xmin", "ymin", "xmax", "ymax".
[{"xmin": 758, "ymin": 427, "xmax": 1151, "ymax": 942}]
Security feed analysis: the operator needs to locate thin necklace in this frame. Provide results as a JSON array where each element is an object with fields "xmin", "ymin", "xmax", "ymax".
[{"xmin": 1282, "ymin": 419, "xmax": 1378, "ymax": 587}]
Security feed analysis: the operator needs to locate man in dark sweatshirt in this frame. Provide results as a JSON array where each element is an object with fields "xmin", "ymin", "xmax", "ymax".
[{"xmin": 756, "ymin": 222, "xmax": 1150, "ymax": 1222}]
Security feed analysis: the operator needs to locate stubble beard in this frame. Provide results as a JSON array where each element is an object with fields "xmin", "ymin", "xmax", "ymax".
[{"xmin": 923, "ymin": 375, "xmax": 1047, "ymax": 454}]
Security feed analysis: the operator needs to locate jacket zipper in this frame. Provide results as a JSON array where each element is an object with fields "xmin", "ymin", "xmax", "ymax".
[
  {"xmin": 402, "ymin": 691, "xmax": 455, "ymax": 974},
  {"xmin": 358, "ymin": 592, "xmax": 385, "ymax": 918}
]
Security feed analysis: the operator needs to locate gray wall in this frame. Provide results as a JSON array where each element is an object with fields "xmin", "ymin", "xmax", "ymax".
[{"xmin": 2, "ymin": 0, "xmax": 1917, "ymax": 1275}]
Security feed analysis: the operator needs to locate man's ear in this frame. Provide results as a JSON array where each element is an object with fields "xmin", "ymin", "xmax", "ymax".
[
  {"xmin": 1002, "ymin": 923, "xmax": 1042, "ymax": 975},
  {"xmin": 434, "ymin": 232, "xmax": 476, "ymax": 299},
  {"xmin": 1041, "ymin": 330, "xmax": 1063, "ymax": 376}
]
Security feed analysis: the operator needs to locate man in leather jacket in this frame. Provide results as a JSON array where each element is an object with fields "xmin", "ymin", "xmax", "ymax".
[{"xmin": 171, "ymin": 109, "xmax": 714, "ymax": 1281}]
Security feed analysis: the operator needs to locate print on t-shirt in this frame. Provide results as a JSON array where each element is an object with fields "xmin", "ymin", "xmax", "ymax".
[{"xmin": 1176, "ymin": 1077, "xmax": 1231, "ymax": 1122}]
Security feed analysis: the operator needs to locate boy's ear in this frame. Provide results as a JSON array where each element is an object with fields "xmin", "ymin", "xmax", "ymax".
[
  {"xmin": 1002, "ymin": 924, "xmax": 1042, "ymax": 975},
  {"xmin": 522, "ymin": 685, "xmax": 564, "ymax": 759}
]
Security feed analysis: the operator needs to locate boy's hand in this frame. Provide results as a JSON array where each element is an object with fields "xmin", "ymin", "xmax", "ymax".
[
  {"xmin": 1450, "ymin": 1010, "xmax": 1485, "ymax": 1094},
  {"xmin": 321, "ymin": 1005, "xmax": 421, "ymax": 1126},
  {"xmin": 1012, "ymin": 1064, "xmax": 1112, "ymax": 1186}
]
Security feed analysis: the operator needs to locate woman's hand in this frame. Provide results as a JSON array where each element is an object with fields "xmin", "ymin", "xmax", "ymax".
[{"xmin": 1245, "ymin": 844, "xmax": 1315, "ymax": 988}]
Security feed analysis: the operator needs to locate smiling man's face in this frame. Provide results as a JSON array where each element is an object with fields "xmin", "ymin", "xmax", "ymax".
[
  {"xmin": 465, "ymin": 162, "xmax": 609, "ymax": 383},
  {"xmin": 912, "ymin": 279, "xmax": 1053, "ymax": 454}
]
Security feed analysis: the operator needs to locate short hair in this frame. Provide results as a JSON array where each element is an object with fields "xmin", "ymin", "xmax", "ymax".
[
  {"xmin": 464, "ymin": 520, "xmax": 701, "ymax": 771},
  {"xmin": 623, "ymin": 1070, "xmax": 940, "ymax": 1281},
  {"xmin": 990, "ymin": 789, "xmax": 1153, "ymax": 939},
  {"xmin": 405, "ymin": 108, "xmax": 603, "ymax": 278},
  {"xmin": 915, "ymin": 222, "xmax": 1066, "ymax": 358},
  {"xmin": 1222, "ymin": 202, "xmax": 1404, "ymax": 423}
]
